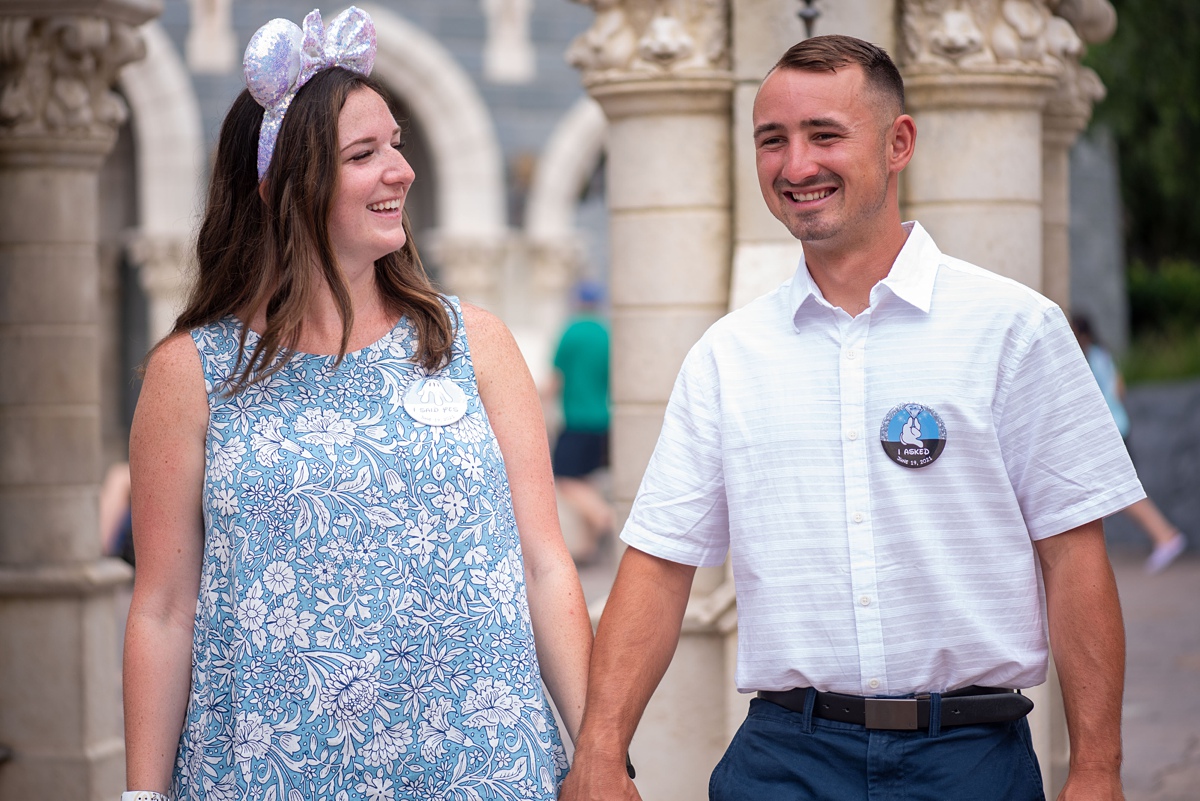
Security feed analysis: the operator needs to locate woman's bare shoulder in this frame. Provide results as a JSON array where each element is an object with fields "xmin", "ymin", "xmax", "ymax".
[
  {"xmin": 146, "ymin": 331, "xmax": 201, "ymax": 372},
  {"xmin": 459, "ymin": 302, "xmax": 520, "ymax": 369},
  {"xmin": 136, "ymin": 332, "xmax": 208, "ymax": 427},
  {"xmin": 459, "ymin": 301, "xmax": 505, "ymax": 338}
]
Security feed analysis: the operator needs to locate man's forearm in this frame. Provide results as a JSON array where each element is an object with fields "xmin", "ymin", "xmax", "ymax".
[
  {"xmin": 1036, "ymin": 521, "xmax": 1125, "ymax": 770},
  {"xmin": 564, "ymin": 547, "xmax": 697, "ymax": 796}
]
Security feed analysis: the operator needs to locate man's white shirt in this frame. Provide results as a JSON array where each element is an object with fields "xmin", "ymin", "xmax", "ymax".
[{"xmin": 621, "ymin": 222, "xmax": 1144, "ymax": 696}]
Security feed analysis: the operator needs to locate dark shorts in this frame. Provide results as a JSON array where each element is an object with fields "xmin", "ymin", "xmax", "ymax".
[
  {"xmin": 709, "ymin": 697, "xmax": 1045, "ymax": 801},
  {"xmin": 552, "ymin": 429, "xmax": 609, "ymax": 478}
]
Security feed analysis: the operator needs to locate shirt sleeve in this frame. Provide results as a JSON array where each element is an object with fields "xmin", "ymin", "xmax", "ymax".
[
  {"xmin": 620, "ymin": 339, "xmax": 731, "ymax": 567},
  {"xmin": 995, "ymin": 305, "xmax": 1145, "ymax": 539}
]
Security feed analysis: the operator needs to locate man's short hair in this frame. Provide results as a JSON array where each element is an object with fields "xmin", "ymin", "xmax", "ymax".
[{"xmin": 773, "ymin": 35, "xmax": 905, "ymax": 114}]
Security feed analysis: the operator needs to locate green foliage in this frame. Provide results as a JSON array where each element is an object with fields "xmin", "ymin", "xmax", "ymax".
[
  {"xmin": 1123, "ymin": 259, "xmax": 1200, "ymax": 383},
  {"xmin": 1084, "ymin": 0, "xmax": 1200, "ymax": 264},
  {"xmin": 1122, "ymin": 327, "xmax": 1200, "ymax": 385},
  {"xmin": 1127, "ymin": 259, "xmax": 1200, "ymax": 333}
]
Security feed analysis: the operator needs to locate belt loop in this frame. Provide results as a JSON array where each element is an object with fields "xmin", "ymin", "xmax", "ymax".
[
  {"xmin": 801, "ymin": 687, "xmax": 817, "ymax": 734},
  {"xmin": 927, "ymin": 692, "xmax": 942, "ymax": 737}
]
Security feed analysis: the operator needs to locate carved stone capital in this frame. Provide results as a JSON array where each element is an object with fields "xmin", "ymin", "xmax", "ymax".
[
  {"xmin": 1043, "ymin": 62, "xmax": 1103, "ymax": 145},
  {"xmin": 566, "ymin": 0, "xmax": 731, "ymax": 88},
  {"xmin": 1051, "ymin": 0, "xmax": 1116, "ymax": 45},
  {"xmin": 0, "ymin": 13, "xmax": 147, "ymax": 159},
  {"xmin": 528, "ymin": 237, "xmax": 584, "ymax": 293},
  {"xmin": 127, "ymin": 231, "xmax": 190, "ymax": 293},
  {"xmin": 1042, "ymin": 4, "xmax": 1106, "ymax": 144},
  {"xmin": 899, "ymin": 0, "xmax": 1078, "ymax": 81},
  {"xmin": 428, "ymin": 232, "xmax": 509, "ymax": 303}
]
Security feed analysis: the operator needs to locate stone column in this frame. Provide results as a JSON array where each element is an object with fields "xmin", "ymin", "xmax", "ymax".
[
  {"xmin": 428, "ymin": 233, "xmax": 510, "ymax": 312},
  {"xmin": 568, "ymin": 1, "xmax": 735, "ymax": 797},
  {"xmin": 899, "ymin": 0, "xmax": 1062, "ymax": 289},
  {"xmin": 1042, "ymin": 0, "xmax": 1114, "ymax": 310},
  {"xmin": 0, "ymin": 3, "xmax": 157, "ymax": 799}
]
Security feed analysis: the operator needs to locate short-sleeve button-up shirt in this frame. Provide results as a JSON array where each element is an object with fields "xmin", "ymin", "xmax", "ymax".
[{"xmin": 621, "ymin": 222, "xmax": 1144, "ymax": 696}]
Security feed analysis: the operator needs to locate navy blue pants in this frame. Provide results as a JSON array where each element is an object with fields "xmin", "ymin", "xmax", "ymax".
[{"xmin": 709, "ymin": 696, "xmax": 1045, "ymax": 801}]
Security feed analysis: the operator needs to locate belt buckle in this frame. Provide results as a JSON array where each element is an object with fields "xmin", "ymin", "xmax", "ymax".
[{"xmin": 864, "ymin": 698, "xmax": 919, "ymax": 730}]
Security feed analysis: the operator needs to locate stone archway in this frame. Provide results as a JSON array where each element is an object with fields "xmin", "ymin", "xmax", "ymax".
[
  {"xmin": 361, "ymin": 3, "xmax": 508, "ymax": 306},
  {"xmin": 524, "ymin": 95, "xmax": 608, "ymax": 335},
  {"xmin": 526, "ymin": 96, "xmax": 607, "ymax": 247},
  {"xmin": 118, "ymin": 20, "xmax": 205, "ymax": 342}
]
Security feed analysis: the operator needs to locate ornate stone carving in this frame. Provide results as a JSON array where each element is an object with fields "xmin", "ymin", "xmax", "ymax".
[
  {"xmin": 483, "ymin": 0, "xmax": 536, "ymax": 84},
  {"xmin": 127, "ymin": 231, "xmax": 192, "ymax": 340},
  {"xmin": 0, "ymin": 15, "xmax": 144, "ymax": 141},
  {"xmin": 427, "ymin": 233, "xmax": 508, "ymax": 304},
  {"xmin": 1043, "ymin": 4, "xmax": 1106, "ymax": 138},
  {"xmin": 186, "ymin": 0, "xmax": 237, "ymax": 74},
  {"xmin": 127, "ymin": 231, "xmax": 189, "ymax": 294},
  {"xmin": 566, "ymin": 0, "xmax": 729, "ymax": 85},
  {"xmin": 900, "ymin": 0, "xmax": 1081, "ymax": 75},
  {"xmin": 1050, "ymin": 0, "xmax": 1116, "ymax": 45},
  {"xmin": 529, "ymin": 237, "xmax": 583, "ymax": 293}
]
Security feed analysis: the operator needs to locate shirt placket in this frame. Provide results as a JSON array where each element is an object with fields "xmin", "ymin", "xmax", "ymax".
[{"xmin": 838, "ymin": 313, "xmax": 887, "ymax": 695}]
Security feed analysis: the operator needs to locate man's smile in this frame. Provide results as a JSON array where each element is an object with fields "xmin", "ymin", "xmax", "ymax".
[{"xmin": 784, "ymin": 187, "xmax": 836, "ymax": 204}]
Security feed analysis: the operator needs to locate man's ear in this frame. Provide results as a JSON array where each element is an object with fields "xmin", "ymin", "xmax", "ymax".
[{"xmin": 889, "ymin": 114, "xmax": 917, "ymax": 174}]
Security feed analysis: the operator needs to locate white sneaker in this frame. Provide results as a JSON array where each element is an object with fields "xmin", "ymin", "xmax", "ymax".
[{"xmin": 1145, "ymin": 533, "xmax": 1187, "ymax": 575}]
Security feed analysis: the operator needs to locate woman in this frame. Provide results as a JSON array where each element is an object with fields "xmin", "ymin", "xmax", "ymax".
[{"xmin": 122, "ymin": 8, "xmax": 591, "ymax": 800}]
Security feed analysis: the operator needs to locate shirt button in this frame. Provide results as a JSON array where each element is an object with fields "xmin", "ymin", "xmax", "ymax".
[
  {"xmin": 848, "ymin": 429, "xmax": 859, "ymax": 440},
  {"xmin": 859, "ymin": 595, "xmax": 871, "ymax": 606},
  {"xmin": 852, "ymin": 512, "xmax": 864, "ymax": 523},
  {"xmin": 846, "ymin": 349, "xmax": 858, "ymax": 360},
  {"xmin": 869, "ymin": 678, "xmax": 880, "ymax": 689}
]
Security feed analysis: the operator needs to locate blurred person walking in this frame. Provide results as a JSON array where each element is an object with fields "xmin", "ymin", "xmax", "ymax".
[
  {"xmin": 1072, "ymin": 313, "xmax": 1188, "ymax": 574},
  {"xmin": 550, "ymin": 280, "xmax": 613, "ymax": 563}
]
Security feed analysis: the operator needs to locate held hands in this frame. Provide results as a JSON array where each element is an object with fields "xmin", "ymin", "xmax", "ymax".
[
  {"xmin": 1057, "ymin": 764, "xmax": 1124, "ymax": 801},
  {"xmin": 559, "ymin": 748, "xmax": 642, "ymax": 801}
]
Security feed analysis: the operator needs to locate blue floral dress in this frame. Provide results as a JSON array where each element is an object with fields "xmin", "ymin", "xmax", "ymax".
[{"xmin": 173, "ymin": 299, "xmax": 567, "ymax": 801}]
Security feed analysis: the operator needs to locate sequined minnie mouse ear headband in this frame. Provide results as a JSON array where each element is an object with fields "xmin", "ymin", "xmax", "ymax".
[{"xmin": 243, "ymin": 6, "xmax": 377, "ymax": 181}]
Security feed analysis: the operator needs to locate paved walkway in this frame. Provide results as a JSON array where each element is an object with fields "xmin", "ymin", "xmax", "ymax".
[
  {"xmin": 575, "ymin": 542, "xmax": 1200, "ymax": 799},
  {"xmin": 1112, "ymin": 550, "xmax": 1200, "ymax": 801}
]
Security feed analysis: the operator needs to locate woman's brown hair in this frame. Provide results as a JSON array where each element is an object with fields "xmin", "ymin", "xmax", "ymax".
[{"xmin": 173, "ymin": 67, "xmax": 455, "ymax": 393}]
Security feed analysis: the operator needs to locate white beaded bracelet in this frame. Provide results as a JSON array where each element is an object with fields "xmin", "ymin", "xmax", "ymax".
[{"xmin": 121, "ymin": 792, "xmax": 169, "ymax": 801}]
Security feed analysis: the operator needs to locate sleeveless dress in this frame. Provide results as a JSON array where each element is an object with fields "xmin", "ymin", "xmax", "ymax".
[{"xmin": 173, "ymin": 299, "xmax": 568, "ymax": 800}]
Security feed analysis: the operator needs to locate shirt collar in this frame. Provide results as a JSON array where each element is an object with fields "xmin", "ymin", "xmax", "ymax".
[{"xmin": 787, "ymin": 221, "xmax": 942, "ymax": 323}]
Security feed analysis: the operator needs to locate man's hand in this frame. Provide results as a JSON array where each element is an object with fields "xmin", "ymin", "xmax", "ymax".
[
  {"xmin": 1057, "ymin": 763, "xmax": 1124, "ymax": 801},
  {"xmin": 559, "ymin": 748, "xmax": 642, "ymax": 801},
  {"xmin": 1036, "ymin": 521, "xmax": 1126, "ymax": 801},
  {"xmin": 557, "ymin": 547, "xmax": 696, "ymax": 801}
]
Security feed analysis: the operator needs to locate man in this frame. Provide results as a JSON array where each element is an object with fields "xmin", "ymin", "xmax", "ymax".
[{"xmin": 561, "ymin": 35, "xmax": 1138, "ymax": 801}]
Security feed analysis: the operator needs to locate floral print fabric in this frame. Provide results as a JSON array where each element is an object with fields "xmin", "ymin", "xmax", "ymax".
[{"xmin": 174, "ymin": 302, "xmax": 567, "ymax": 800}]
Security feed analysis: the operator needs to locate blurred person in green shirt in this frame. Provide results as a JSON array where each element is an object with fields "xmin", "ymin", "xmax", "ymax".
[{"xmin": 551, "ymin": 280, "xmax": 613, "ymax": 562}]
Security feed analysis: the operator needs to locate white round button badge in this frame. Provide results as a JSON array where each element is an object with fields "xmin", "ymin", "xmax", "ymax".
[{"xmin": 403, "ymin": 377, "xmax": 468, "ymax": 426}]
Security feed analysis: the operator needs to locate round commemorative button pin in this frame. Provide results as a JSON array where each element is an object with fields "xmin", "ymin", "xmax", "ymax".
[
  {"xmin": 879, "ymin": 403, "xmax": 946, "ymax": 469},
  {"xmin": 403, "ymin": 377, "xmax": 468, "ymax": 426}
]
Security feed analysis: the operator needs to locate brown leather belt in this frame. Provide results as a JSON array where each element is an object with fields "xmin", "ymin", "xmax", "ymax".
[{"xmin": 757, "ymin": 685, "xmax": 1033, "ymax": 731}]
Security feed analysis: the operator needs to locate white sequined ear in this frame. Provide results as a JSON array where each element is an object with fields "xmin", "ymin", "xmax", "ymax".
[{"xmin": 241, "ymin": 7, "xmax": 377, "ymax": 180}]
